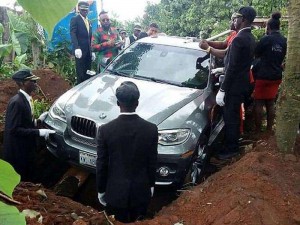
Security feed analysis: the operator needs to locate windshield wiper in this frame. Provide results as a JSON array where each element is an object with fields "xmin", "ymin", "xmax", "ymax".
[
  {"xmin": 134, "ymin": 75, "xmax": 183, "ymax": 87},
  {"xmin": 106, "ymin": 69, "xmax": 130, "ymax": 77}
]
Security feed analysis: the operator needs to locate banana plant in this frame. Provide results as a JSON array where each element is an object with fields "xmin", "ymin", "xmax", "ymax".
[
  {"xmin": 17, "ymin": 0, "xmax": 77, "ymax": 39},
  {"xmin": 0, "ymin": 160, "xmax": 25, "ymax": 225}
]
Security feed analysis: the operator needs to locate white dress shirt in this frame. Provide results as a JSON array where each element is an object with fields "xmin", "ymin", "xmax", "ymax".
[{"xmin": 124, "ymin": 34, "xmax": 138, "ymax": 48}]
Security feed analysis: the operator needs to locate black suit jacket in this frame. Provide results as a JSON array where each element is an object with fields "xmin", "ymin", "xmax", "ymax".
[
  {"xmin": 70, "ymin": 14, "xmax": 92, "ymax": 57},
  {"xmin": 3, "ymin": 92, "xmax": 39, "ymax": 178},
  {"xmin": 221, "ymin": 28, "xmax": 255, "ymax": 96},
  {"xmin": 96, "ymin": 114, "xmax": 158, "ymax": 208}
]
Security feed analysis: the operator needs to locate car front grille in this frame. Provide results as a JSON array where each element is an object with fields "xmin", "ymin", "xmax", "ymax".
[
  {"xmin": 71, "ymin": 116, "xmax": 97, "ymax": 138},
  {"xmin": 71, "ymin": 136, "xmax": 97, "ymax": 147}
]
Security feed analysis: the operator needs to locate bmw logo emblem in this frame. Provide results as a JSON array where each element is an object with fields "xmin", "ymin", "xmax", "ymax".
[{"xmin": 99, "ymin": 113, "xmax": 107, "ymax": 119}]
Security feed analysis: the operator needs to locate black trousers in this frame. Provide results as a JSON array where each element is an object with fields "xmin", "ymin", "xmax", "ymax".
[
  {"xmin": 75, "ymin": 53, "xmax": 91, "ymax": 84},
  {"xmin": 106, "ymin": 204, "xmax": 148, "ymax": 223},
  {"xmin": 223, "ymin": 95, "xmax": 242, "ymax": 152}
]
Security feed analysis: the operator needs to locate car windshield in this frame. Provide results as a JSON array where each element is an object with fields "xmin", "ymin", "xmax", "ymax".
[{"xmin": 106, "ymin": 42, "xmax": 210, "ymax": 89}]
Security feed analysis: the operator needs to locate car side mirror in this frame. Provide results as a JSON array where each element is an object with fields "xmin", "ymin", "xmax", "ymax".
[
  {"xmin": 196, "ymin": 58, "xmax": 202, "ymax": 70},
  {"xmin": 100, "ymin": 57, "xmax": 111, "ymax": 67},
  {"xmin": 196, "ymin": 55, "xmax": 209, "ymax": 70}
]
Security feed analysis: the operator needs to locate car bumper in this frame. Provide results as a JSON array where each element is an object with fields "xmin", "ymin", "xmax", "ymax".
[
  {"xmin": 46, "ymin": 131, "xmax": 193, "ymax": 186},
  {"xmin": 155, "ymin": 154, "xmax": 192, "ymax": 185}
]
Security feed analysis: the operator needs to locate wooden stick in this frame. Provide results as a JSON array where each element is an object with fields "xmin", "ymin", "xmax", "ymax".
[
  {"xmin": 103, "ymin": 210, "xmax": 114, "ymax": 225},
  {"xmin": 0, "ymin": 192, "xmax": 21, "ymax": 205},
  {"xmin": 36, "ymin": 84, "xmax": 48, "ymax": 100}
]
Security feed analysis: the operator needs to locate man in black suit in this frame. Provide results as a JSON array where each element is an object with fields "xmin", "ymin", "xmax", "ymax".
[
  {"xmin": 3, "ymin": 69, "xmax": 55, "ymax": 181},
  {"xmin": 216, "ymin": 6, "xmax": 256, "ymax": 160},
  {"xmin": 96, "ymin": 81, "xmax": 158, "ymax": 223},
  {"xmin": 70, "ymin": 1, "xmax": 95, "ymax": 84},
  {"xmin": 124, "ymin": 24, "xmax": 142, "ymax": 48}
]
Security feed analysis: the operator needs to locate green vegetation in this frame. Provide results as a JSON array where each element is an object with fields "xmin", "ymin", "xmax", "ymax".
[
  {"xmin": 141, "ymin": 0, "xmax": 288, "ymax": 38},
  {"xmin": 0, "ymin": 160, "xmax": 25, "ymax": 225},
  {"xmin": 45, "ymin": 37, "xmax": 76, "ymax": 85},
  {"xmin": 17, "ymin": 0, "xmax": 77, "ymax": 39},
  {"xmin": 33, "ymin": 99, "xmax": 50, "ymax": 119}
]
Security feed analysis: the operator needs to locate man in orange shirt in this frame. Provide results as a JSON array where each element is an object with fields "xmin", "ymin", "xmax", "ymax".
[{"xmin": 199, "ymin": 13, "xmax": 238, "ymax": 58}]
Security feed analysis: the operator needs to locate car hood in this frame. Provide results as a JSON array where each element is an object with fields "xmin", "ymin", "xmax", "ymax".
[{"xmin": 65, "ymin": 73, "xmax": 203, "ymax": 125}]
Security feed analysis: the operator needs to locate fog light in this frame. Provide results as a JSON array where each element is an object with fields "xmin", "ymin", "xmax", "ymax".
[{"xmin": 158, "ymin": 167, "xmax": 170, "ymax": 177}]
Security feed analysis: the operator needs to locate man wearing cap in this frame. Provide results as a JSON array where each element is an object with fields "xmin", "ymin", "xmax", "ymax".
[
  {"xmin": 124, "ymin": 24, "xmax": 142, "ymax": 48},
  {"xmin": 70, "ymin": 1, "xmax": 95, "ymax": 84},
  {"xmin": 92, "ymin": 11, "xmax": 121, "ymax": 73},
  {"xmin": 96, "ymin": 81, "xmax": 158, "ymax": 223},
  {"xmin": 215, "ymin": 6, "xmax": 256, "ymax": 160},
  {"xmin": 3, "ymin": 69, "xmax": 55, "ymax": 181},
  {"xmin": 119, "ymin": 29, "xmax": 127, "ymax": 50}
]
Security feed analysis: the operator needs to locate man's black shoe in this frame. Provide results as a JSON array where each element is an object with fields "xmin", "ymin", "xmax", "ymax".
[{"xmin": 217, "ymin": 150, "xmax": 240, "ymax": 160}]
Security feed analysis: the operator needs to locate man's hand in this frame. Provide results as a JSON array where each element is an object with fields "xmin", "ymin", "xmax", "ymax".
[
  {"xmin": 151, "ymin": 187, "xmax": 154, "ymax": 197},
  {"xmin": 98, "ymin": 192, "xmax": 106, "ymax": 206},
  {"xmin": 38, "ymin": 112, "xmax": 48, "ymax": 122},
  {"xmin": 75, "ymin": 49, "xmax": 82, "ymax": 58},
  {"xmin": 199, "ymin": 39, "xmax": 209, "ymax": 51},
  {"xmin": 241, "ymin": 103, "xmax": 245, "ymax": 120},
  {"xmin": 107, "ymin": 39, "xmax": 115, "ymax": 47},
  {"xmin": 211, "ymin": 67, "xmax": 224, "ymax": 74},
  {"xmin": 91, "ymin": 52, "xmax": 96, "ymax": 61},
  {"xmin": 39, "ymin": 129, "xmax": 55, "ymax": 140},
  {"xmin": 115, "ymin": 41, "xmax": 123, "ymax": 48},
  {"xmin": 216, "ymin": 90, "xmax": 225, "ymax": 106}
]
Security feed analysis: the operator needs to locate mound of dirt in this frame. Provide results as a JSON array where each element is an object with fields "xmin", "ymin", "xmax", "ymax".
[
  {"xmin": 9, "ymin": 135, "xmax": 300, "ymax": 225},
  {"xmin": 13, "ymin": 182, "xmax": 107, "ymax": 225},
  {"xmin": 32, "ymin": 69, "xmax": 71, "ymax": 102},
  {"xmin": 136, "ymin": 135, "xmax": 300, "ymax": 225},
  {"xmin": 0, "ymin": 69, "xmax": 71, "ymax": 131}
]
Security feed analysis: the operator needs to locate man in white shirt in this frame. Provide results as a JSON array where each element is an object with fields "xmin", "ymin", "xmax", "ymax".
[{"xmin": 3, "ymin": 69, "xmax": 54, "ymax": 181}]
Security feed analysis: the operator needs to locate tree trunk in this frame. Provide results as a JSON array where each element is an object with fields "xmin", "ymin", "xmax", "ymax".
[
  {"xmin": 32, "ymin": 41, "xmax": 40, "ymax": 69},
  {"xmin": 0, "ymin": 6, "xmax": 9, "ymax": 44},
  {"xmin": 275, "ymin": 0, "xmax": 300, "ymax": 153}
]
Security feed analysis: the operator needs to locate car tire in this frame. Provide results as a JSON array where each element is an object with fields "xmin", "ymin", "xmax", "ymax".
[{"xmin": 183, "ymin": 144, "xmax": 208, "ymax": 187}]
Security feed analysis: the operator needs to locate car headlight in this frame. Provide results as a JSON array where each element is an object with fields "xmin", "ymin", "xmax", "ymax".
[
  {"xmin": 49, "ymin": 102, "xmax": 66, "ymax": 122},
  {"xmin": 158, "ymin": 129, "xmax": 190, "ymax": 146}
]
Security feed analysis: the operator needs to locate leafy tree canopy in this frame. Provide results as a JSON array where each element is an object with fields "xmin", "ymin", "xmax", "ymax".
[{"xmin": 141, "ymin": 0, "xmax": 287, "ymax": 38}]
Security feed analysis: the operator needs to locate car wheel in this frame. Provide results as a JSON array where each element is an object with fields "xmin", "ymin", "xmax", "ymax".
[{"xmin": 184, "ymin": 144, "xmax": 208, "ymax": 186}]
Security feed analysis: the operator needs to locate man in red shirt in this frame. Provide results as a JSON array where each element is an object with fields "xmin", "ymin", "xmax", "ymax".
[
  {"xmin": 199, "ymin": 13, "xmax": 237, "ymax": 58},
  {"xmin": 92, "ymin": 11, "xmax": 122, "ymax": 73}
]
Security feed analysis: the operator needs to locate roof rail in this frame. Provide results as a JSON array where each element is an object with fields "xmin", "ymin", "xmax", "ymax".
[{"xmin": 169, "ymin": 30, "xmax": 232, "ymax": 42}]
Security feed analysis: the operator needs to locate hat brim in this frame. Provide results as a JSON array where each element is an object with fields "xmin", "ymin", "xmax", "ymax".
[
  {"xmin": 235, "ymin": 12, "xmax": 243, "ymax": 17},
  {"xmin": 79, "ymin": 6, "xmax": 89, "ymax": 10},
  {"xmin": 25, "ymin": 74, "xmax": 40, "ymax": 81}
]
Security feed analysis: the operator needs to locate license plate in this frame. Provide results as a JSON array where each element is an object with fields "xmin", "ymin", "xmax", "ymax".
[{"xmin": 79, "ymin": 151, "xmax": 96, "ymax": 167}]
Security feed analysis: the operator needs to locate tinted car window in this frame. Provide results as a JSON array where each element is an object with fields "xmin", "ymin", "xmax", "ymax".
[{"xmin": 107, "ymin": 43, "xmax": 210, "ymax": 89}]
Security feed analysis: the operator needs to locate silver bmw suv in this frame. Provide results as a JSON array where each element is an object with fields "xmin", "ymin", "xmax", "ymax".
[{"xmin": 44, "ymin": 36, "xmax": 224, "ymax": 186}]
